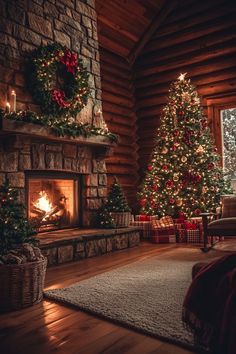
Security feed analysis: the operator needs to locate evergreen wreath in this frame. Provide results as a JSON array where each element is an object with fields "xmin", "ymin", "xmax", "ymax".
[{"xmin": 29, "ymin": 43, "xmax": 90, "ymax": 117}]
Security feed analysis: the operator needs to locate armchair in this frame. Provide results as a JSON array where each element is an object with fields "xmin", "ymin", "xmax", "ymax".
[{"xmin": 201, "ymin": 196, "xmax": 236, "ymax": 252}]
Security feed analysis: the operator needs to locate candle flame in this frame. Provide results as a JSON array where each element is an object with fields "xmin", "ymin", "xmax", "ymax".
[
  {"xmin": 11, "ymin": 90, "xmax": 16, "ymax": 95},
  {"xmin": 6, "ymin": 102, "xmax": 10, "ymax": 108},
  {"xmin": 34, "ymin": 191, "xmax": 53, "ymax": 213}
]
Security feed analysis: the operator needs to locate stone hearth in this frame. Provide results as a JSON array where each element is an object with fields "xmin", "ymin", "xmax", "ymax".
[{"xmin": 39, "ymin": 227, "xmax": 140, "ymax": 266}]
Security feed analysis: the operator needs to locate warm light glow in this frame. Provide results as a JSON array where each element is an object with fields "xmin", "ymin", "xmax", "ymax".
[
  {"xmin": 6, "ymin": 102, "xmax": 10, "ymax": 112},
  {"xmin": 178, "ymin": 72, "xmax": 187, "ymax": 81},
  {"xmin": 11, "ymin": 90, "xmax": 16, "ymax": 95},
  {"xmin": 34, "ymin": 191, "xmax": 53, "ymax": 213}
]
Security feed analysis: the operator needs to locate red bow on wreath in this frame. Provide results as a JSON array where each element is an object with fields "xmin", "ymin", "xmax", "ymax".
[
  {"xmin": 51, "ymin": 89, "xmax": 70, "ymax": 108},
  {"xmin": 60, "ymin": 49, "xmax": 77, "ymax": 74}
]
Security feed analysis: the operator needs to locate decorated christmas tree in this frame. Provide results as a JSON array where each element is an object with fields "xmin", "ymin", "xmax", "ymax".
[
  {"xmin": 138, "ymin": 73, "xmax": 231, "ymax": 218},
  {"xmin": 96, "ymin": 203, "xmax": 116, "ymax": 229},
  {"xmin": 106, "ymin": 177, "xmax": 131, "ymax": 212},
  {"xmin": 0, "ymin": 180, "xmax": 37, "ymax": 255}
]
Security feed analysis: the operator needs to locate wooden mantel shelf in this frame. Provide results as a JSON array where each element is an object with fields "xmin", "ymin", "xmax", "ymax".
[{"xmin": 0, "ymin": 118, "xmax": 116, "ymax": 148}]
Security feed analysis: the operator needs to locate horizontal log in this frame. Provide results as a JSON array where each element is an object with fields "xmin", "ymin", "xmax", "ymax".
[
  {"xmin": 103, "ymin": 111, "xmax": 136, "ymax": 127},
  {"xmin": 134, "ymin": 55, "xmax": 236, "ymax": 88},
  {"xmin": 100, "ymin": 48, "xmax": 131, "ymax": 70},
  {"xmin": 140, "ymin": 26, "xmax": 236, "ymax": 67},
  {"xmin": 102, "ymin": 101, "xmax": 135, "ymax": 117},
  {"xmin": 102, "ymin": 80, "xmax": 134, "ymax": 98},
  {"xmin": 155, "ymin": 1, "xmax": 235, "ymax": 39},
  {"xmin": 106, "ymin": 164, "xmax": 137, "ymax": 175},
  {"xmin": 136, "ymin": 40, "xmax": 236, "ymax": 77},
  {"xmin": 135, "ymin": 67, "xmax": 236, "ymax": 97},
  {"xmin": 102, "ymin": 91, "xmax": 134, "ymax": 109},
  {"xmin": 164, "ymin": 0, "xmax": 229, "ymax": 26},
  {"xmin": 98, "ymin": 32, "xmax": 130, "ymax": 57},
  {"xmin": 106, "ymin": 156, "xmax": 138, "ymax": 167}
]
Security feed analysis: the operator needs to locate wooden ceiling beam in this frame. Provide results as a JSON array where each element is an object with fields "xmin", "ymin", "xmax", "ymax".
[{"xmin": 128, "ymin": 0, "xmax": 178, "ymax": 65}]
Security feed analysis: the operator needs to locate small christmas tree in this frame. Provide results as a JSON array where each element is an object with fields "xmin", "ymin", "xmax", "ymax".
[
  {"xmin": 106, "ymin": 177, "xmax": 131, "ymax": 212},
  {"xmin": 0, "ymin": 180, "xmax": 37, "ymax": 255},
  {"xmin": 138, "ymin": 73, "xmax": 232, "ymax": 218},
  {"xmin": 96, "ymin": 204, "xmax": 116, "ymax": 229}
]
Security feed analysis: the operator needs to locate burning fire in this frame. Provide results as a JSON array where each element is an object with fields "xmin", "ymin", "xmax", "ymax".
[{"xmin": 34, "ymin": 191, "xmax": 53, "ymax": 213}]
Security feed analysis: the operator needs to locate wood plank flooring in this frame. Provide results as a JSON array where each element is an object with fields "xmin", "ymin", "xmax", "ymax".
[{"xmin": 1, "ymin": 240, "xmax": 236, "ymax": 354}]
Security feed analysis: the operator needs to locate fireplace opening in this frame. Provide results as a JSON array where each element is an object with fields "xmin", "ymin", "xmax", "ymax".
[{"xmin": 26, "ymin": 173, "xmax": 81, "ymax": 232}]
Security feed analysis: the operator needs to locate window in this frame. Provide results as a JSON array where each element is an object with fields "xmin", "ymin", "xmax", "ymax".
[{"xmin": 221, "ymin": 108, "xmax": 236, "ymax": 191}]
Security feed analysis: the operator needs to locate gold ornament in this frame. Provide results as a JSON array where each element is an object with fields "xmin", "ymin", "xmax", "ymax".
[
  {"xmin": 173, "ymin": 173, "xmax": 179, "ymax": 182},
  {"xmin": 196, "ymin": 145, "xmax": 204, "ymax": 154},
  {"xmin": 176, "ymin": 198, "xmax": 183, "ymax": 206},
  {"xmin": 162, "ymin": 146, "xmax": 168, "ymax": 154},
  {"xmin": 182, "ymin": 92, "xmax": 191, "ymax": 102},
  {"xmin": 181, "ymin": 156, "xmax": 187, "ymax": 163}
]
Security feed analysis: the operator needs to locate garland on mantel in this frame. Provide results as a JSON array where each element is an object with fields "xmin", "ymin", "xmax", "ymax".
[{"xmin": 0, "ymin": 110, "xmax": 118, "ymax": 143}]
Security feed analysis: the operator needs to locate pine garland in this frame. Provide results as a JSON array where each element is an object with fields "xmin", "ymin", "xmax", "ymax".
[{"xmin": 0, "ymin": 109, "xmax": 118, "ymax": 143}]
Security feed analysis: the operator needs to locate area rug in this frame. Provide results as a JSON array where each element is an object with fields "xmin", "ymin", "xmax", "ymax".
[{"xmin": 44, "ymin": 251, "xmax": 202, "ymax": 351}]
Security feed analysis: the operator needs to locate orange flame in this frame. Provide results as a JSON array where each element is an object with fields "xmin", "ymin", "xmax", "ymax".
[{"xmin": 34, "ymin": 191, "xmax": 53, "ymax": 213}]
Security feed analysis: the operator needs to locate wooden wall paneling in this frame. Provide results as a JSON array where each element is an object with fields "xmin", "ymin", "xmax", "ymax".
[
  {"xmin": 100, "ymin": 49, "xmax": 139, "ymax": 210},
  {"xmin": 134, "ymin": 0, "xmax": 236, "ymax": 182}
]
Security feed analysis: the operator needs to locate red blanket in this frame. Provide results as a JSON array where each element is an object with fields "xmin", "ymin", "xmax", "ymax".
[{"xmin": 182, "ymin": 253, "xmax": 236, "ymax": 354}]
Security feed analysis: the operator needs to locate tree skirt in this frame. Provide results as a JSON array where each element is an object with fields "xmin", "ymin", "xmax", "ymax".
[{"xmin": 44, "ymin": 252, "xmax": 202, "ymax": 351}]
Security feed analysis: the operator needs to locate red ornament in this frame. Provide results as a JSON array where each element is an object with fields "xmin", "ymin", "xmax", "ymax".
[
  {"xmin": 194, "ymin": 208, "xmax": 201, "ymax": 216},
  {"xmin": 208, "ymin": 162, "xmax": 214, "ymax": 170},
  {"xmin": 165, "ymin": 180, "xmax": 174, "ymax": 189},
  {"xmin": 173, "ymin": 130, "xmax": 180, "ymax": 136},
  {"xmin": 139, "ymin": 198, "xmax": 147, "ymax": 207},
  {"xmin": 178, "ymin": 211, "xmax": 186, "ymax": 220},
  {"xmin": 152, "ymin": 185, "xmax": 158, "ymax": 191},
  {"xmin": 178, "ymin": 110, "xmax": 184, "ymax": 116},
  {"xmin": 148, "ymin": 165, "xmax": 153, "ymax": 171},
  {"xmin": 162, "ymin": 164, "xmax": 168, "ymax": 171},
  {"xmin": 169, "ymin": 198, "xmax": 175, "ymax": 204}
]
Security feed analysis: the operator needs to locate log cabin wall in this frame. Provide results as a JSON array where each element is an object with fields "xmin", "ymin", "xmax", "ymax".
[
  {"xmin": 134, "ymin": 0, "xmax": 236, "ymax": 183},
  {"xmin": 100, "ymin": 48, "xmax": 139, "ymax": 210}
]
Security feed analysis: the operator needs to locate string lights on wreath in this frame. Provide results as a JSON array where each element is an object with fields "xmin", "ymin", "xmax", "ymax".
[{"xmin": 28, "ymin": 43, "xmax": 90, "ymax": 118}]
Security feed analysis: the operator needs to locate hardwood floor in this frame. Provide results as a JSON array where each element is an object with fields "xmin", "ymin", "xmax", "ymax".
[{"xmin": 1, "ymin": 240, "xmax": 236, "ymax": 354}]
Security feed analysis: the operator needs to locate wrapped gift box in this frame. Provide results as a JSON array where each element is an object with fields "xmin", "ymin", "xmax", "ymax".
[
  {"xmin": 135, "ymin": 215, "xmax": 158, "ymax": 221},
  {"xmin": 186, "ymin": 229, "xmax": 201, "ymax": 243},
  {"xmin": 152, "ymin": 216, "xmax": 176, "ymax": 243},
  {"xmin": 152, "ymin": 234, "xmax": 176, "ymax": 244},
  {"xmin": 130, "ymin": 220, "xmax": 152, "ymax": 239},
  {"xmin": 176, "ymin": 228, "xmax": 187, "ymax": 243}
]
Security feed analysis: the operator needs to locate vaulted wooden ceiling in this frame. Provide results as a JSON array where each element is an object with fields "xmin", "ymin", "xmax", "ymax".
[{"xmin": 96, "ymin": 0, "xmax": 176, "ymax": 62}]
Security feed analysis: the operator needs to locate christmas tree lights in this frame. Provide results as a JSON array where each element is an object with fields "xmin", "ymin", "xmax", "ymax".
[{"xmin": 138, "ymin": 74, "xmax": 232, "ymax": 218}]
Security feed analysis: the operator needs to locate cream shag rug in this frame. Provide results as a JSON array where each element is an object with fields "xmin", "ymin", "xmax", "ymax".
[{"xmin": 44, "ymin": 252, "xmax": 200, "ymax": 350}]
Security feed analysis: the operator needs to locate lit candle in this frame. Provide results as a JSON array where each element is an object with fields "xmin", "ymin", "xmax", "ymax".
[
  {"xmin": 6, "ymin": 102, "xmax": 11, "ymax": 113},
  {"xmin": 11, "ymin": 90, "xmax": 16, "ymax": 112}
]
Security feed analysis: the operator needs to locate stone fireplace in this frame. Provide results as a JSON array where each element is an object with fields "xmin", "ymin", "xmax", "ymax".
[
  {"xmin": 27, "ymin": 172, "xmax": 81, "ymax": 232},
  {"xmin": 0, "ymin": 119, "xmax": 112, "ymax": 229}
]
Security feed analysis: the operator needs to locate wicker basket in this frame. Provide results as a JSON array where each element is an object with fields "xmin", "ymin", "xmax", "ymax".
[
  {"xmin": 0, "ymin": 257, "xmax": 47, "ymax": 312},
  {"xmin": 111, "ymin": 211, "xmax": 131, "ymax": 227}
]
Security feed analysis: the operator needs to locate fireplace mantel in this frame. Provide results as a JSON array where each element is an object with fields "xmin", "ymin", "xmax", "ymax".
[{"xmin": 0, "ymin": 118, "xmax": 116, "ymax": 149}]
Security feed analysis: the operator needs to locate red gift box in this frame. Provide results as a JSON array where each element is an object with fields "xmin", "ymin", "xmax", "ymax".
[
  {"xmin": 135, "ymin": 214, "xmax": 158, "ymax": 221},
  {"xmin": 176, "ymin": 228, "xmax": 187, "ymax": 243},
  {"xmin": 152, "ymin": 216, "xmax": 176, "ymax": 243},
  {"xmin": 152, "ymin": 235, "xmax": 176, "ymax": 244},
  {"xmin": 186, "ymin": 229, "xmax": 201, "ymax": 243}
]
